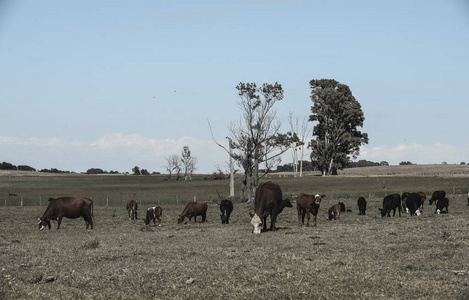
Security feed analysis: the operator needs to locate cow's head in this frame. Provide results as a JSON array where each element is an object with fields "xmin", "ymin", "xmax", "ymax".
[
  {"xmin": 177, "ymin": 215, "xmax": 185, "ymax": 224},
  {"xmin": 314, "ymin": 194, "xmax": 325, "ymax": 205},
  {"xmin": 38, "ymin": 218, "xmax": 51, "ymax": 230},
  {"xmin": 251, "ymin": 213, "xmax": 262, "ymax": 234},
  {"xmin": 379, "ymin": 208, "xmax": 386, "ymax": 217}
]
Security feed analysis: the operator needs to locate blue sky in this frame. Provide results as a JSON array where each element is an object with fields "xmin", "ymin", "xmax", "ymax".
[{"xmin": 1, "ymin": 0, "xmax": 468, "ymax": 173}]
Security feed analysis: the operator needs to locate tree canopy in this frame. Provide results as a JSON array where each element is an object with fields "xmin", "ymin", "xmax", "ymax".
[{"xmin": 308, "ymin": 79, "xmax": 368, "ymax": 175}]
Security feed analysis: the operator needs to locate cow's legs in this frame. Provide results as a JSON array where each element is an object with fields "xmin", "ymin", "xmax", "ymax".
[
  {"xmin": 202, "ymin": 214, "xmax": 206, "ymax": 223},
  {"xmin": 57, "ymin": 216, "xmax": 63, "ymax": 229},
  {"xmin": 306, "ymin": 210, "xmax": 311, "ymax": 227},
  {"xmin": 270, "ymin": 213, "xmax": 278, "ymax": 231},
  {"xmin": 83, "ymin": 216, "xmax": 90, "ymax": 229},
  {"xmin": 298, "ymin": 207, "xmax": 304, "ymax": 226}
]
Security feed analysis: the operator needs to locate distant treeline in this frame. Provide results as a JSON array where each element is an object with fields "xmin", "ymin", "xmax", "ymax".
[
  {"xmin": 0, "ymin": 162, "xmax": 72, "ymax": 173},
  {"xmin": 274, "ymin": 160, "xmax": 389, "ymax": 172}
]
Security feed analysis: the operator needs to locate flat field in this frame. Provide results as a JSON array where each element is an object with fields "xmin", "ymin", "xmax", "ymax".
[{"xmin": 1, "ymin": 169, "xmax": 469, "ymax": 299}]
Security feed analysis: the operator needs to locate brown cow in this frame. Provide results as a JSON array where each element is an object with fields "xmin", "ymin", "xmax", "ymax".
[
  {"xmin": 250, "ymin": 181, "xmax": 284, "ymax": 234},
  {"xmin": 144, "ymin": 206, "xmax": 162, "ymax": 226},
  {"xmin": 178, "ymin": 202, "xmax": 208, "ymax": 224},
  {"xmin": 418, "ymin": 191, "xmax": 426, "ymax": 208},
  {"xmin": 38, "ymin": 197, "xmax": 93, "ymax": 230},
  {"xmin": 126, "ymin": 200, "xmax": 138, "ymax": 220},
  {"xmin": 297, "ymin": 193, "xmax": 325, "ymax": 227},
  {"xmin": 328, "ymin": 203, "xmax": 341, "ymax": 220}
]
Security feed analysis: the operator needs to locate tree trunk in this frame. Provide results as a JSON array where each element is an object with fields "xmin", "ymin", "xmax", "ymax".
[{"xmin": 229, "ymin": 142, "xmax": 234, "ymax": 198}]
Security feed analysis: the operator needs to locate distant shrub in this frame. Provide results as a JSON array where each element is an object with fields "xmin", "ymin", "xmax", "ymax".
[
  {"xmin": 82, "ymin": 237, "xmax": 99, "ymax": 250},
  {"xmin": 17, "ymin": 165, "xmax": 36, "ymax": 171},
  {"xmin": 86, "ymin": 168, "xmax": 105, "ymax": 174},
  {"xmin": 0, "ymin": 162, "xmax": 17, "ymax": 170},
  {"xmin": 204, "ymin": 171, "xmax": 227, "ymax": 180}
]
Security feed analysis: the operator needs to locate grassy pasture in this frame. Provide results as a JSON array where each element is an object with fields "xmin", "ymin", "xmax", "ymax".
[{"xmin": 1, "ymin": 170, "xmax": 469, "ymax": 299}]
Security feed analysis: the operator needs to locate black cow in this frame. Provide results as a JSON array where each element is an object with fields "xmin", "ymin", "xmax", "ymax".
[
  {"xmin": 429, "ymin": 190, "xmax": 446, "ymax": 205},
  {"xmin": 435, "ymin": 198, "xmax": 449, "ymax": 214},
  {"xmin": 357, "ymin": 197, "xmax": 367, "ymax": 215},
  {"xmin": 379, "ymin": 194, "xmax": 402, "ymax": 217},
  {"xmin": 220, "ymin": 199, "xmax": 233, "ymax": 224},
  {"xmin": 338, "ymin": 202, "xmax": 346, "ymax": 212},
  {"xmin": 405, "ymin": 193, "xmax": 423, "ymax": 216}
]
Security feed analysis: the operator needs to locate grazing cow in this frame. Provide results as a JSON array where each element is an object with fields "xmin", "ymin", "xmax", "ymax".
[
  {"xmin": 250, "ymin": 181, "xmax": 285, "ymax": 234},
  {"xmin": 405, "ymin": 193, "xmax": 423, "ymax": 216},
  {"xmin": 126, "ymin": 200, "xmax": 138, "ymax": 220},
  {"xmin": 357, "ymin": 197, "xmax": 367, "ymax": 215},
  {"xmin": 178, "ymin": 202, "xmax": 208, "ymax": 224},
  {"xmin": 144, "ymin": 206, "xmax": 162, "ymax": 226},
  {"xmin": 435, "ymin": 198, "xmax": 449, "ymax": 214},
  {"xmin": 220, "ymin": 199, "xmax": 233, "ymax": 224},
  {"xmin": 403, "ymin": 191, "xmax": 426, "ymax": 213},
  {"xmin": 38, "ymin": 197, "xmax": 93, "ymax": 230},
  {"xmin": 252, "ymin": 198, "xmax": 293, "ymax": 232},
  {"xmin": 379, "ymin": 194, "xmax": 402, "ymax": 217},
  {"xmin": 296, "ymin": 193, "xmax": 325, "ymax": 227},
  {"xmin": 338, "ymin": 202, "xmax": 346, "ymax": 212},
  {"xmin": 402, "ymin": 192, "xmax": 409, "ymax": 213},
  {"xmin": 328, "ymin": 203, "xmax": 341, "ymax": 220},
  {"xmin": 418, "ymin": 191, "xmax": 426, "ymax": 208},
  {"xmin": 429, "ymin": 190, "xmax": 446, "ymax": 205}
]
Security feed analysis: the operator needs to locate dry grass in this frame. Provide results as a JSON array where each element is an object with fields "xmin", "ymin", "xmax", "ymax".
[
  {"xmin": 1, "ymin": 193, "xmax": 469, "ymax": 299},
  {"xmin": 338, "ymin": 164, "xmax": 469, "ymax": 176}
]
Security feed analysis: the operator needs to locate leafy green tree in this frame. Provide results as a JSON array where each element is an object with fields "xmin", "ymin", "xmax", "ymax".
[
  {"xmin": 132, "ymin": 166, "xmax": 141, "ymax": 175},
  {"xmin": 308, "ymin": 79, "xmax": 368, "ymax": 176}
]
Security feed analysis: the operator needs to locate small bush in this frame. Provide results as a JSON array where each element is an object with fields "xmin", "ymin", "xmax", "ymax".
[{"xmin": 82, "ymin": 237, "xmax": 99, "ymax": 250}]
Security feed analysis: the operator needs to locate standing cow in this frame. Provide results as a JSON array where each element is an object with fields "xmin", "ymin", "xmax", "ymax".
[
  {"xmin": 428, "ymin": 190, "xmax": 446, "ymax": 205},
  {"xmin": 126, "ymin": 200, "xmax": 138, "ymax": 220},
  {"xmin": 178, "ymin": 202, "xmax": 208, "ymax": 224},
  {"xmin": 250, "ymin": 181, "xmax": 285, "ymax": 234},
  {"xmin": 38, "ymin": 197, "xmax": 93, "ymax": 230},
  {"xmin": 379, "ymin": 194, "xmax": 402, "ymax": 217},
  {"xmin": 297, "ymin": 193, "xmax": 325, "ymax": 227},
  {"xmin": 144, "ymin": 206, "xmax": 162, "ymax": 226},
  {"xmin": 357, "ymin": 197, "xmax": 367, "ymax": 215},
  {"xmin": 220, "ymin": 199, "xmax": 233, "ymax": 224}
]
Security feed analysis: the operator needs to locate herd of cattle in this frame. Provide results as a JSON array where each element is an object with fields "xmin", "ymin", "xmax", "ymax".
[{"xmin": 37, "ymin": 181, "xmax": 465, "ymax": 234}]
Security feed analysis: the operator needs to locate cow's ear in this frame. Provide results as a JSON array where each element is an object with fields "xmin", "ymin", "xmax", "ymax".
[{"xmin": 322, "ymin": 194, "xmax": 326, "ymax": 198}]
